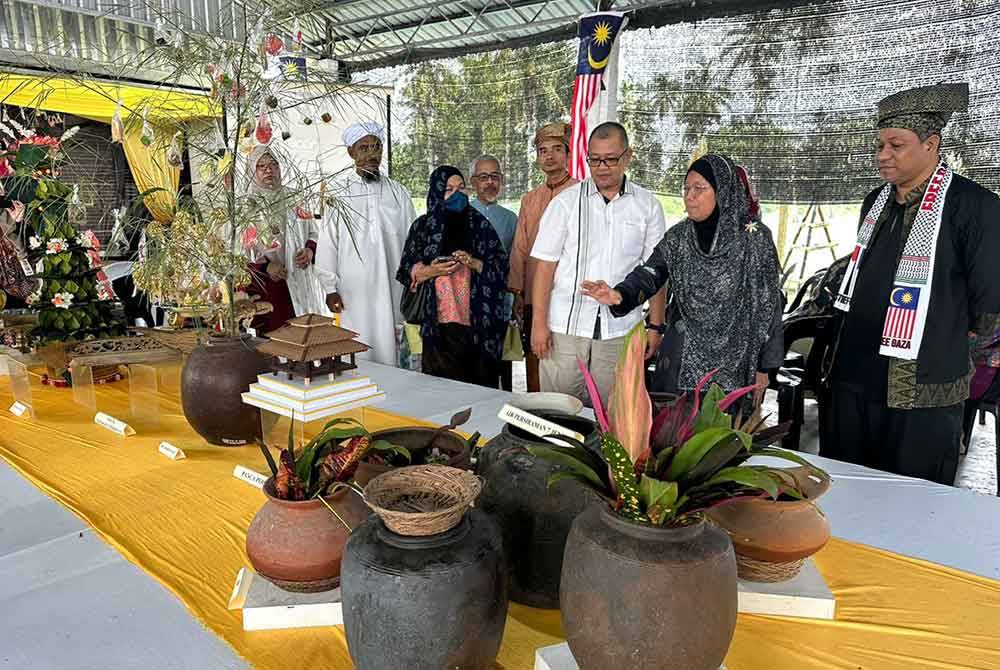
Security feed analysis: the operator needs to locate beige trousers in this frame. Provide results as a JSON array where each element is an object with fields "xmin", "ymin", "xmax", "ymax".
[{"xmin": 539, "ymin": 332, "xmax": 625, "ymax": 409}]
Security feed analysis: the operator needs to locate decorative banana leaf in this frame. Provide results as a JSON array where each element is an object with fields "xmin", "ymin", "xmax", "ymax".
[{"xmin": 607, "ymin": 321, "xmax": 652, "ymax": 464}]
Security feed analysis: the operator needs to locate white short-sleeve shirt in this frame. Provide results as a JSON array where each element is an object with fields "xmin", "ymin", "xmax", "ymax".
[{"xmin": 530, "ymin": 178, "xmax": 666, "ymax": 339}]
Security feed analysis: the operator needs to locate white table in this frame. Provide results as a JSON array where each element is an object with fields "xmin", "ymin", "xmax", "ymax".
[{"xmin": 2, "ymin": 362, "xmax": 999, "ymax": 669}]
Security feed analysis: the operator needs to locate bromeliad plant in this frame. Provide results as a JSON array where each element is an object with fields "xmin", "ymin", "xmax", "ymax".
[
  {"xmin": 264, "ymin": 417, "xmax": 411, "ymax": 501},
  {"xmin": 529, "ymin": 322, "xmax": 825, "ymax": 526}
]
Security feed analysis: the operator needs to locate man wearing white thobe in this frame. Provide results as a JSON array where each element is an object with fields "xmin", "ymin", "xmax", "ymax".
[{"xmin": 315, "ymin": 122, "xmax": 417, "ymax": 366}]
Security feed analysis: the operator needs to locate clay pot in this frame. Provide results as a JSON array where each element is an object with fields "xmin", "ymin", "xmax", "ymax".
[
  {"xmin": 181, "ymin": 335, "xmax": 268, "ymax": 446},
  {"xmin": 476, "ymin": 412, "xmax": 601, "ymax": 609},
  {"xmin": 707, "ymin": 466, "xmax": 831, "ymax": 581},
  {"xmin": 561, "ymin": 504, "xmax": 737, "ymax": 670},
  {"xmin": 341, "ymin": 509, "xmax": 508, "ymax": 669},
  {"xmin": 246, "ymin": 477, "xmax": 369, "ymax": 592},
  {"xmin": 353, "ymin": 427, "xmax": 471, "ymax": 487}
]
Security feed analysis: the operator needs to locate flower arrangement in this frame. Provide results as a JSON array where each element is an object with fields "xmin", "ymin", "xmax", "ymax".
[{"xmin": 530, "ymin": 322, "xmax": 825, "ymax": 526}]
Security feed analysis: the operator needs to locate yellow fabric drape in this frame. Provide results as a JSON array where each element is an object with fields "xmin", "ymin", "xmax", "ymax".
[
  {"xmin": 122, "ymin": 127, "xmax": 179, "ymax": 223},
  {"xmin": 0, "ymin": 372, "xmax": 998, "ymax": 670},
  {"xmin": 0, "ymin": 73, "xmax": 217, "ymax": 124}
]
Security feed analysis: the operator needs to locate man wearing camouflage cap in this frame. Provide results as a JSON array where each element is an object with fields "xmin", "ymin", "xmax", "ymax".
[
  {"xmin": 507, "ymin": 122, "xmax": 578, "ymax": 391},
  {"xmin": 821, "ymin": 83, "xmax": 1000, "ymax": 485}
]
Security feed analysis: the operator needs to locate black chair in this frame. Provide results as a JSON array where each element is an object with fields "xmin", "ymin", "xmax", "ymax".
[{"xmin": 962, "ymin": 370, "xmax": 1000, "ymax": 496}]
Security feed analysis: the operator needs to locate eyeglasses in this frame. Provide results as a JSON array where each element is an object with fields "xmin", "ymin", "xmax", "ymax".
[
  {"xmin": 256, "ymin": 162, "xmax": 279, "ymax": 173},
  {"xmin": 473, "ymin": 172, "xmax": 502, "ymax": 182},
  {"xmin": 585, "ymin": 149, "xmax": 629, "ymax": 168},
  {"xmin": 682, "ymin": 184, "xmax": 712, "ymax": 198}
]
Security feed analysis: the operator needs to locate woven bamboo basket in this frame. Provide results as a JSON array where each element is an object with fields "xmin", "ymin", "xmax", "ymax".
[
  {"xmin": 363, "ymin": 465, "xmax": 482, "ymax": 537},
  {"xmin": 735, "ymin": 554, "xmax": 805, "ymax": 583}
]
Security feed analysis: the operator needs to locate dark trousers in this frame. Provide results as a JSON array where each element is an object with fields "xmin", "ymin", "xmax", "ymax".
[
  {"xmin": 499, "ymin": 359, "xmax": 513, "ymax": 391},
  {"xmin": 819, "ymin": 383, "xmax": 961, "ymax": 485},
  {"xmin": 423, "ymin": 323, "xmax": 499, "ymax": 388}
]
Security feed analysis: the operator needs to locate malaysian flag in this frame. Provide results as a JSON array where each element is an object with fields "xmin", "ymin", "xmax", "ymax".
[
  {"xmin": 884, "ymin": 286, "xmax": 921, "ymax": 342},
  {"xmin": 569, "ymin": 12, "xmax": 627, "ymax": 181}
]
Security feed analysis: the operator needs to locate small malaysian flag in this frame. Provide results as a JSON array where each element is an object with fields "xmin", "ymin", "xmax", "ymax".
[
  {"xmin": 568, "ymin": 12, "xmax": 627, "ymax": 181},
  {"xmin": 884, "ymin": 286, "xmax": 920, "ymax": 341}
]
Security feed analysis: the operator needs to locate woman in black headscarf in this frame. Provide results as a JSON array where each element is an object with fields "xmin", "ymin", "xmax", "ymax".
[
  {"xmin": 582, "ymin": 153, "xmax": 783, "ymax": 404},
  {"xmin": 397, "ymin": 166, "xmax": 509, "ymax": 387}
]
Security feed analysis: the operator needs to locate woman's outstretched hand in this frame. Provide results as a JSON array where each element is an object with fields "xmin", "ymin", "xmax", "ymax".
[{"xmin": 580, "ymin": 280, "xmax": 623, "ymax": 306}]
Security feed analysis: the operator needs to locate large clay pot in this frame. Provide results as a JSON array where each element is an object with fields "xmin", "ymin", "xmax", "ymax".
[
  {"xmin": 477, "ymin": 412, "xmax": 600, "ymax": 608},
  {"xmin": 353, "ymin": 427, "xmax": 472, "ymax": 487},
  {"xmin": 181, "ymin": 335, "xmax": 268, "ymax": 446},
  {"xmin": 707, "ymin": 466, "xmax": 831, "ymax": 581},
  {"xmin": 561, "ymin": 505, "xmax": 737, "ymax": 670},
  {"xmin": 341, "ymin": 509, "xmax": 508, "ymax": 670},
  {"xmin": 246, "ymin": 478, "xmax": 369, "ymax": 592}
]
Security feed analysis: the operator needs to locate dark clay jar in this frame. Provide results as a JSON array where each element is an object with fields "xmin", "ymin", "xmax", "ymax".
[
  {"xmin": 341, "ymin": 508, "xmax": 508, "ymax": 670},
  {"xmin": 476, "ymin": 412, "xmax": 600, "ymax": 608},
  {"xmin": 560, "ymin": 504, "xmax": 738, "ymax": 670}
]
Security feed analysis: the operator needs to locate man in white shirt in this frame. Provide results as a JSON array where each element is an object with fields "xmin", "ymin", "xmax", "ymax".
[
  {"xmin": 315, "ymin": 122, "xmax": 417, "ymax": 366},
  {"xmin": 529, "ymin": 122, "xmax": 666, "ymax": 406}
]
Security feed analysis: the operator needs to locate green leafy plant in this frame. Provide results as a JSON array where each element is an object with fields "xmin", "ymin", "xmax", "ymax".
[
  {"xmin": 269, "ymin": 417, "xmax": 410, "ymax": 501},
  {"xmin": 530, "ymin": 322, "xmax": 825, "ymax": 526}
]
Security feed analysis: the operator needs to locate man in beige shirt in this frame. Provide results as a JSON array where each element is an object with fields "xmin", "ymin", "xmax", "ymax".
[{"xmin": 508, "ymin": 122, "xmax": 577, "ymax": 391}]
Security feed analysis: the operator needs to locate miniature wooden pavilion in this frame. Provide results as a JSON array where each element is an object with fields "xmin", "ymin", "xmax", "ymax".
[{"xmin": 258, "ymin": 314, "xmax": 370, "ymax": 383}]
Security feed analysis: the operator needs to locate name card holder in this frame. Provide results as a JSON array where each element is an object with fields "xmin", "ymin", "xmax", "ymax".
[
  {"xmin": 3, "ymin": 355, "xmax": 36, "ymax": 419},
  {"xmin": 9, "ymin": 401, "xmax": 29, "ymax": 417},
  {"xmin": 233, "ymin": 465, "xmax": 269, "ymax": 490},
  {"xmin": 498, "ymin": 404, "xmax": 585, "ymax": 446},
  {"xmin": 158, "ymin": 441, "xmax": 186, "ymax": 460},
  {"xmin": 95, "ymin": 412, "xmax": 136, "ymax": 436}
]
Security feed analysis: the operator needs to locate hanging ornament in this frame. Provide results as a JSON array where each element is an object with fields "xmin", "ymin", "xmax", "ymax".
[
  {"xmin": 292, "ymin": 19, "xmax": 303, "ymax": 53},
  {"xmin": 217, "ymin": 151, "xmax": 234, "ymax": 175},
  {"xmin": 265, "ymin": 34, "xmax": 284, "ymax": 56},
  {"xmin": 110, "ymin": 100, "xmax": 124, "ymax": 144},
  {"xmin": 321, "ymin": 112, "xmax": 332, "ymax": 124},
  {"xmin": 154, "ymin": 17, "xmax": 168, "ymax": 46},
  {"xmin": 166, "ymin": 131, "xmax": 184, "ymax": 167},
  {"xmin": 173, "ymin": 28, "xmax": 185, "ymax": 50},
  {"xmin": 265, "ymin": 95, "xmax": 279, "ymax": 110},
  {"xmin": 302, "ymin": 117, "xmax": 312, "ymax": 126},
  {"xmin": 197, "ymin": 158, "xmax": 217, "ymax": 182},
  {"xmin": 71, "ymin": 184, "xmax": 80, "ymax": 206},
  {"xmin": 255, "ymin": 105, "xmax": 273, "ymax": 145},
  {"xmin": 140, "ymin": 111, "xmax": 154, "ymax": 147},
  {"xmin": 281, "ymin": 130, "xmax": 292, "ymax": 141}
]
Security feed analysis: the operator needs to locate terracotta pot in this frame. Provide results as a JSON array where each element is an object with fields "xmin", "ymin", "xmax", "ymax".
[
  {"xmin": 707, "ymin": 466, "xmax": 831, "ymax": 569},
  {"xmin": 353, "ymin": 427, "xmax": 471, "ymax": 487},
  {"xmin": 476, "ymin": 412, "xmax": 601, "ymax": 609},
  {"xmin": 246, "ymin": 477, "xmax": 369, "ymax": 592},
  {"xmin": 561, "ymin": 504, "xmax": 737, "ymax": 670},
  {"xmin": 181, "ymin": 334, "xmax": 268, "ymax": 446}
]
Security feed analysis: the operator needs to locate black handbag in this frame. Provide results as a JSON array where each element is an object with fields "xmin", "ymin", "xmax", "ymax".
[{"xmin": 400, "ymin": 281, "xmax": 430, "ymax": 324}]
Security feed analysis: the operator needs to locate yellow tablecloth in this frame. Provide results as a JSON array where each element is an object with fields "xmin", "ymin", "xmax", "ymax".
[{"xmin": 1, "ymin": 371, "xmax": 998, "ymax": 670}]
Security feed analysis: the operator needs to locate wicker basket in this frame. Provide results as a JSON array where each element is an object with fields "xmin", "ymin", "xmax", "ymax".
[
  {"xmin": 736, "ymin": 554, "xmax": 805, "ymax": 583},
  {"xmin": 363, "ymin": 465, "xmax": 481, "ymax": 537}
]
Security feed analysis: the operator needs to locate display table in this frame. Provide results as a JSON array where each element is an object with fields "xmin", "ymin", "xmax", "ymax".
[{"xmin": 1, "ymin": 362, "xmax": 999, "ymax": 670}]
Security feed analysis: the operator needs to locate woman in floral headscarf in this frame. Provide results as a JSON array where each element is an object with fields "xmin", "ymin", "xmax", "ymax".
[
  {"xmin": 582, "ymin": 153, "xmax": 783, "ymax": 405},
  {"xmin": 244, "ymin": 145, "xmax": 326, "ymax": 331},
  {"xmin": 397, "ymin": 165, "xmax": 509, "ymax": 387}
]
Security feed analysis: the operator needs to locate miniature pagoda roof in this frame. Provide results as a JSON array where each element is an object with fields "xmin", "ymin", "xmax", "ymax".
[{"xmin": 258, "ymin": 314, "xmax": 370, "ymax": 362}]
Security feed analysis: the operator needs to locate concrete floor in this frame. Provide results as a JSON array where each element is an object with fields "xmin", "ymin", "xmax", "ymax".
[{"xmin": 510, "ymin": 361, "xmax": 998, "ymax": 497}]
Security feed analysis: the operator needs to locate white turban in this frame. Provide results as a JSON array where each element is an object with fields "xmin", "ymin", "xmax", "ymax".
[{"xmin": 342, "ymin": 122, "xmax": 383, "ymax": 148}]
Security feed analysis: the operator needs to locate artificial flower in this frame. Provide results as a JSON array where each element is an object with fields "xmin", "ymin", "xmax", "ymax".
[
  {"xmin": 51, "ymin": 291, "xmax": 74, "ymax": 309},
  {"xmin": 45, "ymin": 238, "xmax": 67, "ymax": 254},
  {"xmin": 28, "ymin": 235, "xmax": 41, "ymax": 249}
]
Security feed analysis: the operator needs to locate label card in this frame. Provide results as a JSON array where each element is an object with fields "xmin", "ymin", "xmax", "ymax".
[
  {"xmin": 158, "ymin": 441, "xmax": 186, "ymax": 460},
  {"xmin": 9, "ymin": 401, "xmax": 29, "ymax": 417},
  {"xmin": 95, "ymin": 412, "xmax": 136, "ymax": 436},
  {"xmin": 228, "ymin": 567, "xmax": 253, "ymax": 610},
  {"xmin": 498, "ymin": 404, "xmax": 585, "ymax": 446},
  {"xmin": 233, "ymin": 465, "xmax": 268, "ymax": 489}
]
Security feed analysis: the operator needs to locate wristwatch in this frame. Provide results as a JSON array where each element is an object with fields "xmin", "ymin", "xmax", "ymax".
[{"xmin": 647, "ymin": 322, "xmax": 666, "ymax": 335}]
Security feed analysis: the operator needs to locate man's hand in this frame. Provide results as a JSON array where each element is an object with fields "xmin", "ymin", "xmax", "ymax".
[
  {"xmin": 532, "ymin": 323, "xmax": 553, "ymax": 359},
  {"xmin": 645, "ymin": 329, "xmax": 663, "ymax": 361},
  {"xmin": 512, "ymin": 292, "xmax": 525, "ymax": 327},
  {"xmin": 580, "ymin": 280, "xmax": 622, "ymax": 306},
  {"xmin": 294, "ymin": 247, "xmax": 314, "ymax": 269},
  {"xmin": 266, "ymin": 261, "xmax": 287, "ymax": 281},
  {"xmin": 754, "ymin": 371, "xmax": 770, "ymax": 407},
  {"xmin": 326, "ymin": 292, "xmax": 344, "ymax": 313}
]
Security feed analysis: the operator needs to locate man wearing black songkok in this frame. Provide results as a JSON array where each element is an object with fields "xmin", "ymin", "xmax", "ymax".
[{"xmin": 820, "ymin": 83, "xmax": 1000, "ymax": 485}]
